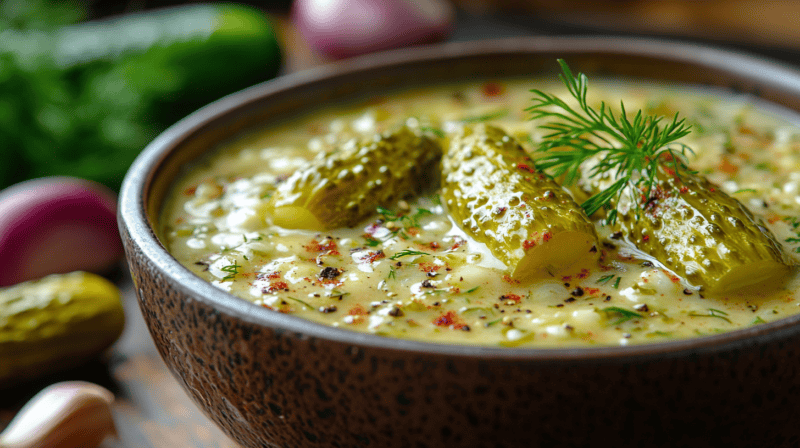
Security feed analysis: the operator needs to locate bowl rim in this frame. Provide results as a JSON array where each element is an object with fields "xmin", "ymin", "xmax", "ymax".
[{"xmin": 119, "ymin": 35, "xmax": 800, "ymax": 363}]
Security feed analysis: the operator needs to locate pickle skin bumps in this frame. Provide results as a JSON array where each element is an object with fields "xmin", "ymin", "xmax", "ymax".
[
  {"xmin": 269, "ymin": 127, "xmax": 442, "ymax": 230},
  {"xmin": 615, "ymin": 172, "xmax": 791, "ymax": 294},
  {"xmin": 442, "ymin": 124, "xmax": 598, "ymax": 279}
]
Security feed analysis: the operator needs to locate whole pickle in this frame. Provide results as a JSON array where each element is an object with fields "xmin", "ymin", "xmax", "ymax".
[
  {"xmin": 442, "ymin": 124, "xmax": 598, "ymax": 279},
  {"xmin": 0, "ymin": 272, "xmax": 125, "ymax": 385},
  {"xmin": 269, "ymin": 127, "xmax": 442, "ymax": 230}
]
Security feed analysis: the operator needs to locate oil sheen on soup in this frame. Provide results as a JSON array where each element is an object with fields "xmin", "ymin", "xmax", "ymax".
[{"xmin": 161, "ymin": 77, "xmax": 800, "ymax": 348}]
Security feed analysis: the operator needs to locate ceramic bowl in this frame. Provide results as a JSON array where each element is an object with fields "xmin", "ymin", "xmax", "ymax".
[{"xmin": 118, "ymin": 37, "xmax": 800, "ymax": 447}]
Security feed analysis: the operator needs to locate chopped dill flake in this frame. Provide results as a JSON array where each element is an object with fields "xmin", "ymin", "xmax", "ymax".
[
  {"xmin": 414, "ymin": 207, "xmax": 433, "ymax": 217},
  {"xmin": 286, "ymin": 296, "xmax": 314, "ymax": 309},
  {"xmin": 426, "ymin": 289, "xmax": 447, "ymax": 295},
  {"xmin": 612, "ymin": 277, "xmax": 621, "ymax": 289},
  {"xmin": 596, "ymin": 274, "xmax": 616, "ymax": 285},
  {"xmin": 387, "ymin": 267, "xmax": 397, "ymax": 280},
  {"xmin": 420, "ymin": 126, "xmax": 445, "ymax": 138},
  {"xmin": 328, "ymin": 290, "xmax": 350, "ymax": 299},
  {"xmin": 220, "ymin": 261, "xmax": 241, "ymax": 281},
  {"xmin": 485, "ymin": 318, "xmax": 503, "ymax": 327},
  {"xmin": 465, "ymin": 286, "xmax": 480, "ymax": 294},
  {"xmin": 460, "ymin": 109, "xmax": 509, "ymax": 123},
  {"xmin": 688, "ymin": 308, "xmax": 732, "ymax": 323},
  {"xmin": 376, "ymin": 205, "xmax": 398, "ymax": 220},
  {"xmin": 600, "ymin": 306, "xmax": 642, "ymax": 325},
  {"xmin": 377, "ymin": 205, "xmax": 433, "ymax": 230},
  {"xmin": 647, "ymin": 330, "xmax": 673, "ymax": 337},
  {"xmin": 389, "ymin": 249, "xmax": 430, "ymax": 260}
]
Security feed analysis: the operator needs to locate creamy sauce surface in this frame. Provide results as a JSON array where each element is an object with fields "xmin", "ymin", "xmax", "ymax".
[{"xmin": 162, "ymin": 78, "xmax": 800, "ymax": 347}]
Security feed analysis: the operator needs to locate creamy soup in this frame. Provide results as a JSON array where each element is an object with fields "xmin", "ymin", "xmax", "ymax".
[{"xmin": 161, "ymin": 77, "xmax": 800, "ymax": 347}]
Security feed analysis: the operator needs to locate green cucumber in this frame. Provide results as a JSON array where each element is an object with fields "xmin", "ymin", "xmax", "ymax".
[
  {"xmin": 442, "ymin": 124, "xmax": 598, "ymax": 279},
  {"xmin": 0, "ymin": 4, "xmax": 282, "ymax": 190},
  {"xmin": 269, "ymin": 127, "xmax": 442, "ymax": 230}
]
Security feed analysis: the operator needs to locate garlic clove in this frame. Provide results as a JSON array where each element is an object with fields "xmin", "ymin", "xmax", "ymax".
[{"xmin": 0, "ymin": 381, "xmax": 117, "ymax": 448}]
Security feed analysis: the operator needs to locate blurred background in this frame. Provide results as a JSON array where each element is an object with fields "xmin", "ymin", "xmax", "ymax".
[
  {"xmin": 2, "ymin": 0, "xmax": 800, "ymax": 447},
  {"xmin": 2, "ymin": 0, "xmax": 800, "ymax": 193}
]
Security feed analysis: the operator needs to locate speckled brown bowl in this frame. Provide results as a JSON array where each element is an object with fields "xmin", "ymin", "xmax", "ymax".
[{"xmin": 119, "ymin": 37, "xmax": 800, "ymax": 447}]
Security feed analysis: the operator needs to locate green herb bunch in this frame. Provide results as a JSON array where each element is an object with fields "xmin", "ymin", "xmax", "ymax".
[{"xmin": 527, "ymin": 60, "xmax": 694, "ymax": 224}]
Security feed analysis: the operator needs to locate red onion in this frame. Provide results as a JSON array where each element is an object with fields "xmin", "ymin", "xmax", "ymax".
[
  {"xmin": 293, "ymin": 0, "xmax": 455, "ymax": 59},
  {"xmin": 0, "ymin": 177, "xmax": 123, "ymax": 286}
]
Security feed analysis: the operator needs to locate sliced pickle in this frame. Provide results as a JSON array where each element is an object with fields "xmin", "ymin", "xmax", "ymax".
[
  {"xmin": 442, "ymin": 124, "xmax": 598, "ymax": 279},
  {"xmin": 269, "ymin": 127, "xmax": 442, "ymax": 230},
  {"xmin": 604, "ymin": 172, "xmax": 791, "ymax": 294}
]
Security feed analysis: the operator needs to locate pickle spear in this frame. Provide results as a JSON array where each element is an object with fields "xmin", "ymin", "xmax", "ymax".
[
  {"xmin": 610, "ymin": 172, "xmax": 791, "ymax": 294},
  {"xmin": 269, "ymin": 127, "xmax": 441, "ymax": 230},
  {"xmin": 442, "ymin": 124, "xmax": 598, "ymax": 279}
]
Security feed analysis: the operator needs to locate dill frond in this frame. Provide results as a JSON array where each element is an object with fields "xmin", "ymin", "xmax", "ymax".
[{"xmin": 527, "ymin": 59, "xmax": 694, "ymax": 223}]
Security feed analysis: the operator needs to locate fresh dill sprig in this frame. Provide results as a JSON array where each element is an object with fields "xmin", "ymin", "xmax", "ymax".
[{"xmin": 527, "ymin": 59, "xmax": 694, "ymax": 224}]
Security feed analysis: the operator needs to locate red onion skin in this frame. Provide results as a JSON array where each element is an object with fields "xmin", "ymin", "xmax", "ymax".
[
  {"xmin": 293, "ymin": 0, "xmax": 454, "ymax": 59},
  {"xmin": 0, "ymin": 177, "xmax": 123, "ymax": 287}
]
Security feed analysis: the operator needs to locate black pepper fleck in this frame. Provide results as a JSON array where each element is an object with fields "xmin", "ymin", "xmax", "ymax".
[
  {"xmin": 388, "ymin": 307, "xmax": 404, "ymax": 317},
  {"xmin": 319, "ymin": 267, "xmax": 342, "ymax": 279}
]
